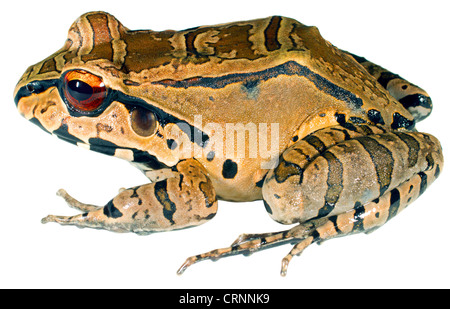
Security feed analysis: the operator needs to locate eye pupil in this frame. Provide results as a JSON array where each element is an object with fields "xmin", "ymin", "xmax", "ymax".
[
  {"xmin": 63, "ymin": 70, "xmax": 107, "ymax": 113},
  {"xmin": 68, "ymin": 80, "xmax": 93, "ymax": 101}
]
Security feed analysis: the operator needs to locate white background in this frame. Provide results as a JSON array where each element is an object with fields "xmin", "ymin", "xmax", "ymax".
[{"xmin": 1, "ymin": 0, "xmax": 449, "ymax": 288}]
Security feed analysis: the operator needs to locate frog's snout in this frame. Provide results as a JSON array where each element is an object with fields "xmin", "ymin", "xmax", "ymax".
[{"xmin": 15, "ymin": 79, "xmax": 60, "ymax": 107}]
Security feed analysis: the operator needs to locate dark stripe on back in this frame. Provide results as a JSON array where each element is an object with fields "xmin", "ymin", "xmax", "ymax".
[
  {"xmin": 184, "ymin": 30, "xmax": 199, "ymax": 57},
  {"xmin": 82, "ymin": 14, "xmax": 114, "ymax": 62},
  {"xmin": 357, "ymin": 136, "xmax": 394, "ymax": 196},
  {"xmin": 153, "ymin": 61, "xmax": 364, "ymax": 110},
  {"xmin": 264, "ymin": 16, "xmax": 282, "ymax": 51}
]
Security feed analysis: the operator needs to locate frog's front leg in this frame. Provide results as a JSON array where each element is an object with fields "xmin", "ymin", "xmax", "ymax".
[
  {"xmin": 179, "ymin": 125, "xmax": 443, "ymax": 275},
  {"xmin": 42, "ymin": 159, "xmax": 218, "ymax": 234}
]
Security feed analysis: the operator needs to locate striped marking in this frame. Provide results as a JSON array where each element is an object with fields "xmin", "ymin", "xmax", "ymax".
[
  {"xmin": 264, "ymin": 16, "xmax": 282, "ymax": 51},
  {"xmin": 318, "ymin": 150, "xmax": 344, "ymax": 217},
  {"xmin": 391, "ymin": 112, "xmax": 415, "ymax": 130},
  {"xmin": 377, "ymin": 71, "xmax": 400, "ymax": 88},
  {"xmin": 154, "ymin": 180, "xmax": 177, "ymax": 225},
  {"xmin": 304, "ymin": 135, "xmax": 326, "ymax": 153},
  {"xmin": 273, "ymin": 159, "xmax": 303, "ymax": 184},
  {"xmin": 393, "ymin": 132, "xmax": 420, "ymax": 168},
  {"xmin": 103, "ymin": 200, "xmax": 123, "ymax": 218},
  {"xmin": 418, "ymin": 172, "xmax": 428, "ymax": 196},
  {"xmin": 184, "ymin": 29, "xmax": 200, "ymax": 57},
  {"xmin": 356, "ymin": 136, "xmax": 394, "ymax": 196},
  {"xmin": 386, "ymin": 188, "xmax": 401, "ymax": 222},
  {"xmin": 399, "ymin": 94, "xmax": 432, "ymax": 110},
  {"xmin": 153, "ymin": 61, "xmax": 364, "ymax": 110},
  {"xmin": 351, "ymin": 202, "xmax": 366, "ymax": 232},
  {"xmin": 83, "ymin": 13, "xmax": 114, "ymax": 62}
]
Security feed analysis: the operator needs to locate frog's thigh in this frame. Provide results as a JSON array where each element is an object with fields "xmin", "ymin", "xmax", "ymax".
[
  {"xmin": 42, "ymin": 160, "xmax": 218, "ymax": 234},
  {"xmin": 263, "ymin": 130, "xmax": 443, "ymax": 226},
  {"xmin": 262, "ymin": 129, "xmax": 442, "ymax": 274}
]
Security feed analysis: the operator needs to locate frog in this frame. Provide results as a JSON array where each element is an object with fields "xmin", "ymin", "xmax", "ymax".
[{"xmin": 14, "ymin": 12, "xmax": 443, "ymax": 276}]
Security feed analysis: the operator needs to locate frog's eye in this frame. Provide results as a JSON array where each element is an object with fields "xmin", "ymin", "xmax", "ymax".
[{"xmin": 63, "ymin": 70, "xmax": 107, "ymax": 113}]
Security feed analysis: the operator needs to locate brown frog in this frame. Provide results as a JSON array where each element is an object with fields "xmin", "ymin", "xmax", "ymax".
[{"xmin": 14, "ymin": 12, "xmax": 443, "ymax": 275}]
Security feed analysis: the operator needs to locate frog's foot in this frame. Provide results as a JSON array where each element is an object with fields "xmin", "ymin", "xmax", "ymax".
[
  {"xmin": 41, "ymin": 189, "xmax": 103, "ymax": 226},
  {"xmin": 177, "ymin": 221, "xmax": 318, "ymax": 276}
]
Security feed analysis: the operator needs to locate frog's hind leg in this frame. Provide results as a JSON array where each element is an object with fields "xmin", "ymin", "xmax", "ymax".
[
  {"xmin": 263, "ymin": 125, "xmax": 442, "ymax": 275},
  {"xmin": 179, "ymin": 170, "xmax": 438, "ymax": 276},
  {"xmin": 280, "ymin": 170, "xmax": 439, "ymax": 275},
  {"xmin": 179, "ymin": 125, "xmax": 443, "ymax": 275},
  {"xmin": 345, "ymin": 51, "xmax": 432, "ymax": 122}
]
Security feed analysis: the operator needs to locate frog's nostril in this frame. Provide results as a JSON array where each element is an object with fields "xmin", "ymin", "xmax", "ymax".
[
  {"xmin": 26, "ymin": 83, "xmax": 36, "ymax": 93},
  {"xmin": 15, "ymin": 79, "xmax": 60, "ymax": 107}
]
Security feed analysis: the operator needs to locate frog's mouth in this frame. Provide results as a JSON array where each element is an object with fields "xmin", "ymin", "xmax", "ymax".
[
  {"xmin": 27, "ymin": 116, "xmax": 168, "ymax": 170},
  {"xmin": 86, "ymin": 137, "xmax": 168, "ymax": 170}
]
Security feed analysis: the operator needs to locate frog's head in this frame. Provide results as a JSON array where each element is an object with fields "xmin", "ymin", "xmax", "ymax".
[{"xmin": 14, "ymin": 11, "xmax": 208, "ymax": 170}]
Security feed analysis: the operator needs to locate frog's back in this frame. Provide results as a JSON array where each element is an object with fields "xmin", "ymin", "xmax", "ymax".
[
  {"xmin": 127, "ymin": 14, "xmax": 411, "ymax": 141},
  {"xmin": 23, "ymin": 12, "xmax": 412, "ymax": 146}
]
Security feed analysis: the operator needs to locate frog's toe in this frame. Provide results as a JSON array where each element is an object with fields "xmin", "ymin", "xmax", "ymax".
[
  {"xmin": 56, "ymin": 189, "xmax": 102, "ymax": 212},
  {"xmin": 41, "ymin": 215, "xmax": 55, "ymax": 224},
  {"xmin": 280, "ymin": 236, "xmax": 315, "ymax": 276},
  {"xmin": 177, "ymin": 228, "xmax": 300, "ymax": 275},
  {"xmin": 41, "ymin": 214, "xmax": 80, "ymax": 225},
  {"xmin": 41, "ymin": 214, "xmax": 88, "ymax": 226}
]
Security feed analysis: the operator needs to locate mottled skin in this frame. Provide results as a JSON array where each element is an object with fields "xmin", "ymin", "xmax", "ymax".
[{"xmin": 14, "ymin": 12, "xmax": 443, "ymax": 275}]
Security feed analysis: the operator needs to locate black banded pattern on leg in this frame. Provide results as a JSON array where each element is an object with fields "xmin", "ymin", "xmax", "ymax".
[
  {"xmin": 179, "ymin": 147, "xmax": 442, "ymax": 276},
  {"xmin": 318, "ymin": 151, "xmax": 344, "ymax": 217},
  {"xmin": 355, "ymin": 136, "xmax": 394, "ymax": 196},
  {"xmin": 263, "ymin": 125, "xmax": 442, "ymax": 226},
  {"xmin": 263, "ymin": 124, "xmax": 386, "ymax": 224}
]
